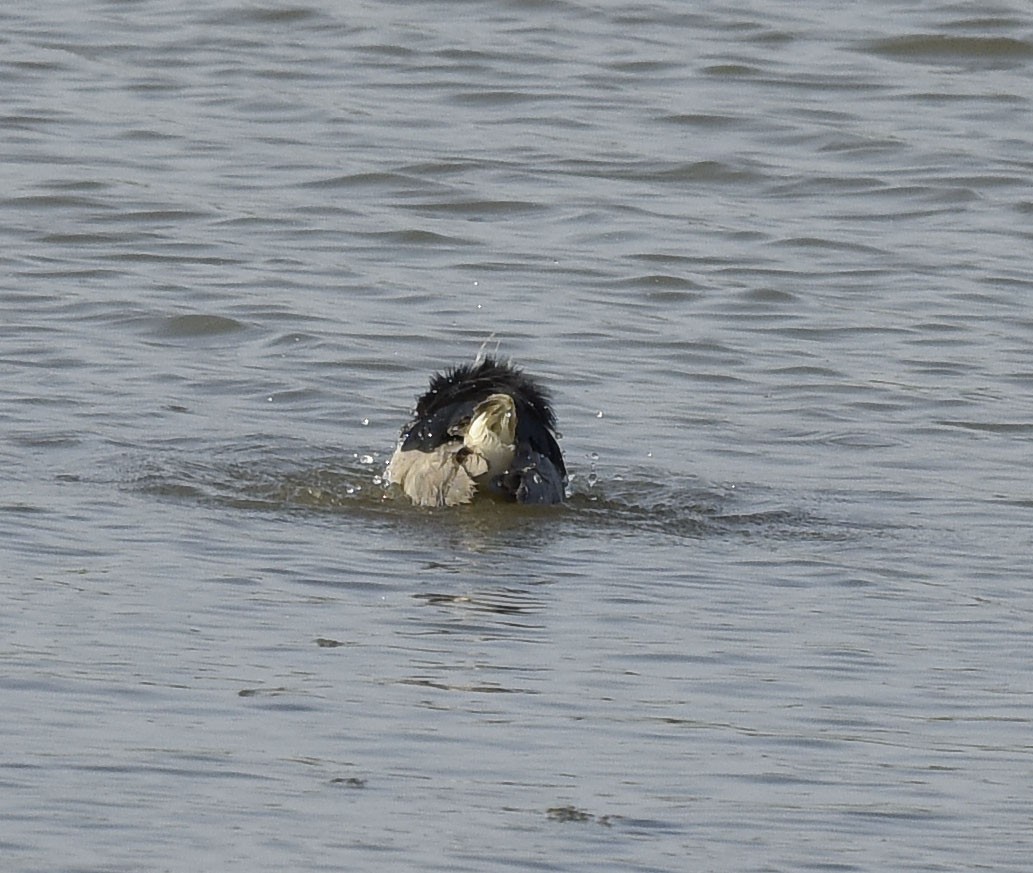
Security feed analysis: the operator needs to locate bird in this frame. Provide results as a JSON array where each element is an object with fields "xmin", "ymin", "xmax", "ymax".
[{"xmin": 385, "ymin": 356, "xmax": 567, "ymax": 507}]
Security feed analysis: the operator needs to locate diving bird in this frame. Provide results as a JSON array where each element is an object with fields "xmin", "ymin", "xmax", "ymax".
[{"xmin": 385, "ymin": 356, "xmax": 567, "ymax": 507}]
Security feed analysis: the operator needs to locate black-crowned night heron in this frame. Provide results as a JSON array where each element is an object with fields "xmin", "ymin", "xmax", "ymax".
[{"xmin": 385, "ymin": 356, "xmax": 567, "ymax": 507}]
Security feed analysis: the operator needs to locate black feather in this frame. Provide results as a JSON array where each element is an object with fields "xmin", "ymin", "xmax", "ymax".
[{"xmin": 396, "ymin": 357, "xmax": 567, "ymax": 501}]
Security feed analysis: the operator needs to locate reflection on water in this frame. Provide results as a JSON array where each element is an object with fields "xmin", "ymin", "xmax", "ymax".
[{"xmin": 127, "ymin": 443, "xmax": 850, "ymax": 547}]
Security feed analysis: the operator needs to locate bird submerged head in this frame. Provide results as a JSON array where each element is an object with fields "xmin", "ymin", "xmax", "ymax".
[{"xmin": 386, "ymin": 356, "xmax": 566, "ymax": 507}]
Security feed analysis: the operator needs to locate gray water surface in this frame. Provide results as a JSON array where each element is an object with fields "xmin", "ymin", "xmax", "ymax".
[{"xmin": 3, "ymin": 2, "xmax": 1032, "ymax": 871}]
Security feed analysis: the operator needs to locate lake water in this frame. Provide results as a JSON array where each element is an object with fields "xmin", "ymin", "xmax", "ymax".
[{"xmin": 3, "ymin": 1, "xmax": 1032, "ymax": 870}]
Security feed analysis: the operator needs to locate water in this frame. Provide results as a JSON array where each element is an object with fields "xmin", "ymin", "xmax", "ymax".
[{"xmin": 3, "ymin": 1, "xmax": 1032, "ymax": 870}]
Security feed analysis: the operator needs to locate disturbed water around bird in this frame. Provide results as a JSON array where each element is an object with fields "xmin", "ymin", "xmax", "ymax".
[{"xmin": 3, "ymin": 2, "xmax": 1032, "ymax": 871}]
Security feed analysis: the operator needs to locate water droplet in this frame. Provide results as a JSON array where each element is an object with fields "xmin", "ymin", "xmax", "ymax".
[
  {"xmin": 361, "ymin": 418, "xmax": 370, "ymax": 426},
  {"xmin": 360, "ymin": 454, "xmax": 374, "ymax": 465},
  {"xmin": 587, "ymin": 471, "xmax": 598, "ymax": 487},
  {"xmin": 589, "ymin": 452, "xmax": 599, "ymax": 461},
  {"xmin": 596, "ymin": 410, "xmax": 604, "ymax": 418}
]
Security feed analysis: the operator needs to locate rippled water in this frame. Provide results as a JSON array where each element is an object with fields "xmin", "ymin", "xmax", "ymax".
[{"xmin": 3, "ymin": 2, "xmax": 1032, "ymax": 871}]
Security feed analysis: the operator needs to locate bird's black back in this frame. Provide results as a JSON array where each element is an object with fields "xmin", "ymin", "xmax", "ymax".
[{"xmin": 398, "ymin": 357, "xmax": 566, "ymax": 482}]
